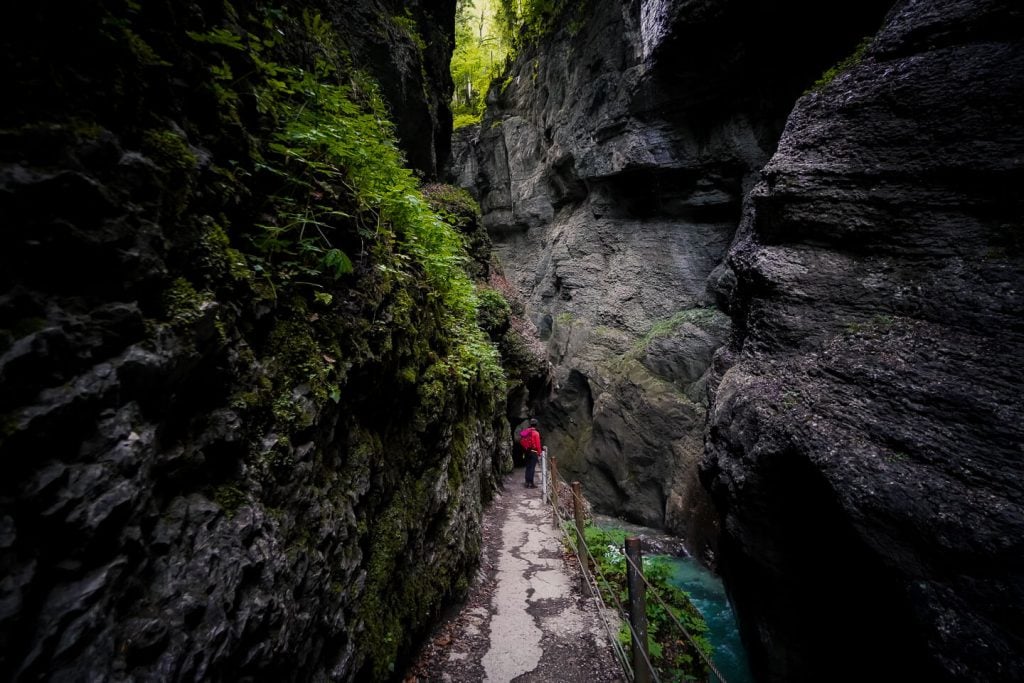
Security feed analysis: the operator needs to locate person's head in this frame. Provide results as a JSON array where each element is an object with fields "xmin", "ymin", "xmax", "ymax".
[{"xmin": 529, "ymin": 418, "xmax": 538, "ymax": 427}]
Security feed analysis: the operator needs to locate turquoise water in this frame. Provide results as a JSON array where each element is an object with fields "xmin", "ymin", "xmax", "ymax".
[
  {"xmin": 592, "ymin": 517, "xmax": 753, "ymax": 683},
  {"xmin": 657, "ymin": 555, "xmax": 754, "ymax": 683}
]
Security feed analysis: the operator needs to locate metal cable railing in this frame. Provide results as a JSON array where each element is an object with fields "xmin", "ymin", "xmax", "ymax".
[
  {"xmin": 551, "ymin": 482, "xmax": 660, "ymax": 683},
  {"xmin": 556, "ymin": 502, "xmax": 636, "ymax": 679},
  {"xmin": 621, "ymin": 549, "xmax": 729, "ymax": 683},
  {"xmin": 543, "ymin": 449, "xmax": 729, "ymax": 683}
]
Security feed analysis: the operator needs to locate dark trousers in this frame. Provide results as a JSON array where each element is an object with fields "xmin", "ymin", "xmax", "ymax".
[{"xmin": 525, "ymin": 451, "xmax": 539, "ymax": 485}]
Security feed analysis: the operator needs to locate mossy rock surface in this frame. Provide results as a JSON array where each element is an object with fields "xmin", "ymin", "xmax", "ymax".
[{"xmin": 0, "ymin": 2, "xmax": 511, "ymax": 681}]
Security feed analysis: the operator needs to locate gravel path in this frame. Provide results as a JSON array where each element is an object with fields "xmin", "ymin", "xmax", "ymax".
[{"xmin": 405, "ymin": 471, "xmax": 624, "ymax": 682}]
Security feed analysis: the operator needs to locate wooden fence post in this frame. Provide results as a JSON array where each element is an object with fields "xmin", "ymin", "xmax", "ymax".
[
  {"xmin": 625, "ymin": 537, "xmax": 651, "ymax": 683},
  {"xmin": 571, "ymin": 481, "xmax": 591, "ymax": 596}
]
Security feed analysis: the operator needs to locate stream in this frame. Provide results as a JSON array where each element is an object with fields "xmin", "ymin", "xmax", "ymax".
[{"xmin": 593, "ymin": 516, "xmax": 754, "ymax": 683}]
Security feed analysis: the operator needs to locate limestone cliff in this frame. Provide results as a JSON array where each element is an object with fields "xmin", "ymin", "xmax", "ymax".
[
  {"xmin": 0, "ymin": 1, "xmax": 511, "ymax": 680},
  {"xmin": 701, "ymin": 0, "xmax": 1024, "ymax": 680},
  {"xmin": 452, "ymin": 0, "xmax": 892, "ymax": 552}
]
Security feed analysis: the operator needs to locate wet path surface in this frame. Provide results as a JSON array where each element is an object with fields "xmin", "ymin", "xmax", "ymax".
[{"xmin": 407, "ymin": 472, "xmax": 623, "ymax": 682}]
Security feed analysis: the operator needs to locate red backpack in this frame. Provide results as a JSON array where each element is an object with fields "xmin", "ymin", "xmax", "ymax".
[{"xmin": 519, "ymin": 428, "xmax": 537, "ymax": 453}]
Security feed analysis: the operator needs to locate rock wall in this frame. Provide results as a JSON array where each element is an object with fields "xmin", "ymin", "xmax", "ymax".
[
  {"xmin": 452, "ymin": 0, "xmax": 892, "ymax": 551},
  {"xmin": 0, "ymin": 1, "xmax": 511, "ymax": 681},
  {"xmin": 701, "ymin": 0, "xmax": 1024, "ymax": 680}
]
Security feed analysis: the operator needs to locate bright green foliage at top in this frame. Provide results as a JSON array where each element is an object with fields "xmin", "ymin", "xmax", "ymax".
[
  {"xmin": 495, "ymin": 0, "xmax": 588, "ymax": 48},
  {"xmin": 583, "ymin": 526, "xmax": 712, "ymax": 681},
  {"xmin": 451, "ymin": 0, "xmax": 510, "ymax": 123},
  {"xmin": 451, "ymin": 0, "xmax": 589, "ymax": 124},
  {"xmin": 190, "ymin": 10, "xmax": 503, "ymax": 393}
]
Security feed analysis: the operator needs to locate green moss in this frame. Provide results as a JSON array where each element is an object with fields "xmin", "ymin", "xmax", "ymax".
[
  {"xmin": 634, "ymin": 307, "xmax": 726, "ymax": 352},
  {"xmin": 254, "ymin": 437, "xmax": 296, "ymax": 483},
  {"xmin": 390, "ymin": 12, "xmax": 426, "ymax": 51},
  {"xmin": 230, "ymin": 374, "xmax": 273, "ymax": 413},
  {"xmin": 423, "ymin": 183, "xmax": 490, "ymax": 279},
  {"xmin": 453, "ymin": 113, "xmax": 481, "ymax": 129},
  {"xmin": 212, "ymin": 484, "xmax": 247, "ymax": 515},
  {"xmin": 225, "ymin": 247, "xmax": 254, "ymax": 283},
  {"xmin": 358, "ymin": 477, "xmax": 426, "ymax": 678},
  {"xmin": 142, "ymin": 128, "xmax": 197, "ymax": 174},
  {"xmin": 266, "ymin": 318, "xmax": 339, "ymax": 407},
  {"xmin": 271, "ymin": 393, "xmax": 308, "ymax": 429},
  {"xmin": 356, "ymin": 469, "xmax": 472, "ymax": 680},
  {"xmin": 398, "ymin": 365, "xmax": 418, "ymax": 384},
  {"xmin": 143, "ymin": 128, "xmax": 198, "ymax": 216},
  {"xmin": 808, "ymin": 37, "xmax": 872, "ymax": 93},
  {"xmin": 163, "ymin": 277, "xmax": 212, "ymax": 326},
  {"xmin": 476, "ymin": 289, "xmax": 511, "ymax": 338},
  {"xmin": 422, "ymin": 184, "xmax": 480, "ymax": 223},
  {"xmin": 446, "ymin": 424, "xmax": 472, "ymax": 492}
]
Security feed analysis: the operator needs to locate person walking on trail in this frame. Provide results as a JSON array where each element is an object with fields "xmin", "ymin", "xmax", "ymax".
[{"xmin": 520, "ymin": 418, "xmax": 542, "ymax": 488}]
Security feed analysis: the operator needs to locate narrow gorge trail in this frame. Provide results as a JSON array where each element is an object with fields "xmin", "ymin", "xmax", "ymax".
[
  {"xmin": 407, "ymin": 471, "xmax": 622, "ymax": 683},
  {"xmin": 1, "ymin": 0, "xmax": 1022, "ymax": 682}
]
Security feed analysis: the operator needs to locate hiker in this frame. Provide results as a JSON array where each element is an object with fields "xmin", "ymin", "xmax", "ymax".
[{"xmin": 519, "ymin": 418, "xmax": 542, "ymax": 488}]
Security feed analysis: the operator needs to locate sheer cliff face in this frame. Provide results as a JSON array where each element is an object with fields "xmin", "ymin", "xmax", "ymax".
[
  {"xmin": 453, "ymin": 0, "xmax": 891, "ymax": 547},
  {"xmin": 701, "ymin": 0, "xmax": 1024, "ymax": 680},
  {"xmin": 0, "ymin": 1, "xmax": 507, "ymax": 681}
]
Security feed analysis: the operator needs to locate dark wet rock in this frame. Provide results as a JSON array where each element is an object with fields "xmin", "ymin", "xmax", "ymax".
[
  {"xmin": 0, "ymin": 1, "xmax": 512, "ymax": 682},
  {"xmin": 453, "ymin": 0, "xmax": 893, "ymax": 551},
  {"xmin": 702, "ymin": 0, "xmax": 1024, "ymax": 680}
]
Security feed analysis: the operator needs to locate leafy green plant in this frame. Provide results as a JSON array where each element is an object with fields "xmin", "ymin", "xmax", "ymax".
[
  {"xmin": 453, "ymin": 112, "xmax": 482, "ymax": 129},
  {"xmin": 187, "ymin": 8, "xmax": 505, "ymax": 400},
  {"xmin": 476, "ymin": 288, "xmax": 512, "ymax": 338},
  {"xmin": 495, "ymin": 0, "xmax": 589, "ymax": 48},
  {"xmin": 634, "ymin": 307, "xmax": 725, "ymax": 352},
  {"xmin": 581, "ymin": 526, "xmax": 712, "ymax": 681}
]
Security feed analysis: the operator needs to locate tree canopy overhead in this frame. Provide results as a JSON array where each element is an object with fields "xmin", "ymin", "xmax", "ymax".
[{"xmin": 451, "ymin": 0, "xmax": 510, "ymax": 128}]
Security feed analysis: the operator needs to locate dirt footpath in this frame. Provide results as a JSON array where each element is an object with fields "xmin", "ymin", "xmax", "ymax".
[{"xmin": 406, "ymin": 471, "xmax": 624, "ymax": 682}]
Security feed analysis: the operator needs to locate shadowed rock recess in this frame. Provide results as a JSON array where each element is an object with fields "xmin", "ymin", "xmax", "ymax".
[{"xmin": 0, "ymin": 1, "xmax": 518, "ymax": 681}]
